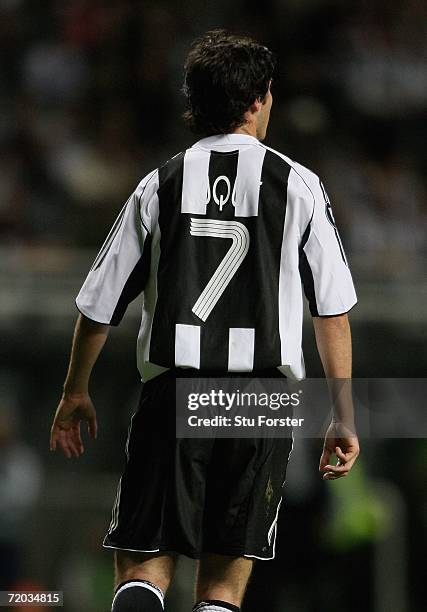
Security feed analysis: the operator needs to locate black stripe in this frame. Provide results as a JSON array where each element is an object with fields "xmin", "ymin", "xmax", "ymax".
[
  {"xmin": 319, "ymin": 179, "xmax": 329, "ymax": 203},
  {"xmin": 261, "ymin": 145, "xmax": 316, "ymax": 210},
  {"xmin": 205, "ymin": 149, "xmax": 239, "ymax": 219},
  {"xmin": 334, "ymin": 227, "xmax": 348, "ymax": 265},
  {"xmin": 319, "ymin": 178, "xmax": 347, "ymax": 265},
  {"xmin": 110, "ymin": 233, "xmax": 152, "ymax": 326},
  {"xmin": 137, "ymin": 168, "xmax": 158, "ymax": 234},
  {"xmin": 200, "ymin": 150, "xmax": 240, "ymax": 369},
  {"xmin": 299, "ymin": 222, "xmax": 319, "ymax": 316},
  {"xmin": 252, "ymin": 149, "xmax": 290, "ymax": 369},
  {"xmin": 149, "ymin": 152, "xmax": 186, "ymax": 365}
]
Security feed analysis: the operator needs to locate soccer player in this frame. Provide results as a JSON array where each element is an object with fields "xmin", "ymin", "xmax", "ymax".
[{"xmin": 50, "ymin": 30, "xmax": 360, "ymax": 612}]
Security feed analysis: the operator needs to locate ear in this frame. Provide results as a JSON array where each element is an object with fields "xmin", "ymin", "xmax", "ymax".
[
  {"xmin": 260, "ymin": 80, "xmax": 272, "ymax": 105},
  {"xmin": 249, "ymin": 98, "xmax": 263, "ymax": 114}
]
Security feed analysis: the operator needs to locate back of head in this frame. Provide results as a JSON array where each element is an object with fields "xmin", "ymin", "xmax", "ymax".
[{"xmin": 183, "ymin": 29, "xmax": 276, "ymax": 136}]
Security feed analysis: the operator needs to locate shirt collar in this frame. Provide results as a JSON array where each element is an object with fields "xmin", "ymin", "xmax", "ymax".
[{"xmin": 192, "ymin": 133, "xmax": 259, "ymax": 149}]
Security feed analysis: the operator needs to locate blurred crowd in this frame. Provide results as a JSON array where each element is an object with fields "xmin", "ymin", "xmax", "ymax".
[{"xmin": 0, "ymin": 0, "xmax": 426, "ymax": 280}]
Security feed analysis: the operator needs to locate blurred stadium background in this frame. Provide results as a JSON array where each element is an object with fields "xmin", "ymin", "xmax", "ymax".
[{"xmin": 0, "ymin": 1, "xmax": 426, "ymax": 611}]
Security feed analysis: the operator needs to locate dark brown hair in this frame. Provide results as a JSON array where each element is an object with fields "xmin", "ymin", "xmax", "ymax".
[{"xmin": 182, "ymin": 29, "xmax": 276, "ymax": 135}]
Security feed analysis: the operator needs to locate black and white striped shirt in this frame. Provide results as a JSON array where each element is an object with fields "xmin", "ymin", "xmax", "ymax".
[{"xmin": 76, "ymin": 133, "xmax": 357, "ymax": 381}]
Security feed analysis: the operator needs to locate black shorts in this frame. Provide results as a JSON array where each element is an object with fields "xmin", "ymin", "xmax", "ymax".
[{"xmin": 103, "ymin": 368, "xmax": 293, "ymax": 560}]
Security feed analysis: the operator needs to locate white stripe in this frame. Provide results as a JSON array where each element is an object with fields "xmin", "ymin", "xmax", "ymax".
[
  {"xmin": 268, "ymin": 431, "xmax": 294, "ymax": 558},
  {"xmin": 125, "ymin": 412, "xmax": 136, "ymax": 460},
  {"xmin": 181, "ymin": 149, "xmax": 210, "ymax": 214},
  {"xmin": 107, "ymin": 479, "xmax": 120, "ymax": 533},
  {"xmin": 303, "ymin": 178, "xmax": 357, "ymax": 315},
  {"xmin": 233, "ymin": 145, "xmax": 266, "ymax": 217},
  {"xmin": 108, "ymin": 477, "xmax": 122, "ymax": 534},
  {"xmin": 228, "ymin": 328, "xmax": 255, "ymax": 371},
  {"xmin": 244, "ymin": 498, "xmax": 281, "ymax": 561},
  {"xmin": 246, "ymin": 431, "xmax": 294, "ymax": 561},
  {"xmin": 108, "ymin": 410, "xmax": 137, "ymax": 534},
  {"xmin": 112, "ymin": 580, "xmax": 164, "ymax": 609},
  {"xmin": 103, "ymin": 542, "xmax": 160, "ymax": 553},
  {"xmin": 194, "ymin": 606, "xmax": 232, "ymax": 611},
  {"xmin": 113, "ymin": 478, "xmax": 122, "ymax": 532},
  {"xmin": 277, "ymin": 168, "xmax": 307, "ymax": 381},
  {"xmin": 107, "ymin": 486, "xmax": 118, "ymax": 533},
  {"xmin": 267, "ymin": 498, "xmax": 282, "ymax": 544},
  {"xmin": 175, "ymin": 323, "xmax": 200, "ymax": 368},
  {"xmin": 137, "ymin": 186, "xmax": 169, "ymax": 382}
]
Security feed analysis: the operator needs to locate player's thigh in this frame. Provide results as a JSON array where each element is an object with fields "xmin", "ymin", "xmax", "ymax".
[
  {"xmin": 114, "ymin": 550, "xmax": 178, "ymax": 594},
  {"xmin": 195, "ymin": 553, "xmax": 254, "ymax": 606}
]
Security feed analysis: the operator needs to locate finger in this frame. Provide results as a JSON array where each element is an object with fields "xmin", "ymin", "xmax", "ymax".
[
  {"xmin": 324, "ymin": 453, "xmax": 352, "ymax": 472},
  {"xmin": 88, "ymin": 416, "xmax": 98, "ymax": 439},
  {"xmin": 323, "ymin": 472, "xmax": 337, "ymax": 480},
  {"xmin": 58, "ymin": 431, "xmax": 72, "ymax": 459},
  {"xmin": 341, "ymin": 449, "xmax": 360, "ymax": 464},
  {"xmin": 323, "ymin": 463, "xmax": 350, "ymax": 474},
  {"xmin": 335, "ymin": 442, "xmax": 360, "ymax": 460},
  {"xmin": 341, "ymin": 456, "xmax": 357, "ymax": 473},
  {"xmin": 76, "ymin": 431, "xmax": 84, "ymax": 454},
  {"xmin": 319, "ymin": 447, "xmax": 331, "ymax": 472},
  {"xmin": 323, "ymin": 471, "xmax": 348, "ymax": 480},
  {"xmin": 72, "ymin": 424, "xmax": 84, "ymax": 454},
  {"xmin": 50, "ymin": 428, "xmax": 58, "ymax": 451},
  {"xmin": 66, "ymin": 435, "xmax": 81, "ymax": 458},
  {"xmin": 336, "ymin": 444, "xmax": 360, "ymax": 461},
  {"xmin": 334, "ymin": 449, "xmax": 359, "ymax": 472},
  {"xmin": 58, "ymin": 428, "xmax": 80, "ymax": 458},
  {"xmin": 335, "ymin": 446, "xmax": 347, "ymax": 462},
  {"xmin": 64, "ymin": 425, "xmax": 81, "ymax": 457}
]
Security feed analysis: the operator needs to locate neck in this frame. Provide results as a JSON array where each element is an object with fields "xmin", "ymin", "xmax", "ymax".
[{"xmin": 233, "ymin": 123, "xmax": 258, "ymax": 139}]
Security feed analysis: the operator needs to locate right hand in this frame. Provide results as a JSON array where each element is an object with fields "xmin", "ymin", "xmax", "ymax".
[
  {"xmin": 50, "ymin": 392, "xmax": 98, "ymax": 458},
  {"xmin": 319, "ymin": 420, "xmax": 360, "ymax": 480}
]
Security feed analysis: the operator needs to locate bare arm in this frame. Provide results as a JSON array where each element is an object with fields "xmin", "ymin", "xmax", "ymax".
[
  {"xmin": 63, "ymin": 314, "xmax": 110, "ymax": 395},
  {"xmin": 50, "ymin": 314, "xmax": 110, "ymax": 458},
  {"xmin": 313, "ymin": 313, "xmax": 352, "ymax": 378},
  {"xmin": 313, "ymin": 314, "xmax": 360, "ymax": 479}
]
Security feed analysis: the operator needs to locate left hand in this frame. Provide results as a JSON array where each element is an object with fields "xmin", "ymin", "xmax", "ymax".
[
  {"xmin": 50, "ymin": 392, "xmax": 98, "ymax": 458},
  {"xmin": 319, "ymin": 420, "xmax": 360, "ymax": 480}
]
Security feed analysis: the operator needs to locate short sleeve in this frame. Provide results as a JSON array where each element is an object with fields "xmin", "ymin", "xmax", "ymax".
[
  {"xmin": 299, "ymin": 177, "xmax": 357, "ymax": 316},
  {"xmin": 75, "ymin": 170, "xmax": 158, "ymax": 325}
]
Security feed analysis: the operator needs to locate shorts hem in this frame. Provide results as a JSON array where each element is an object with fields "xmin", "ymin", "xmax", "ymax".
[{"xmin": 103, "ymin": 540, "xmax": 275, "ymax": 560}]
